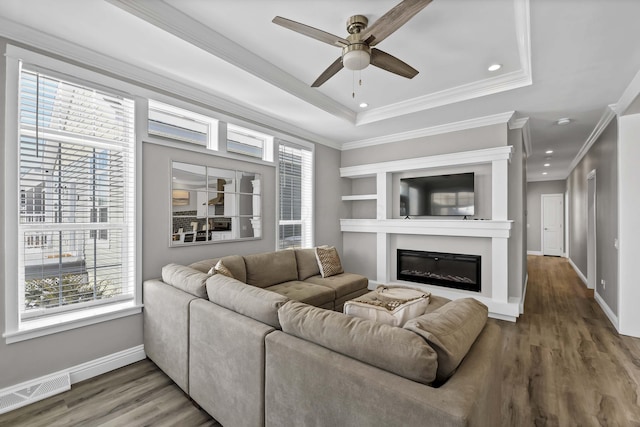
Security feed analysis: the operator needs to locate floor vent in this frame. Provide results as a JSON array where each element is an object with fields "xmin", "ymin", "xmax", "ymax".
[{"xmin": 0, "ymin": 373, "xmax": 70, "ymax": 415}]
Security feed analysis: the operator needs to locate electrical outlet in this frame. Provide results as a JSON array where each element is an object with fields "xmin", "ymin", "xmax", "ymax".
[{"xmin": 601, "ymin": 279, "xmax": 606, "ymax": 289}]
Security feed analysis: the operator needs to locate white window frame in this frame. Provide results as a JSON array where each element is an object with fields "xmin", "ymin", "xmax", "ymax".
[
  {"xmin": 148, "ymin": 99, "xmax": 219, "ymax": 150},
  {"xmin": 3, "ymin": 46, "xmax": 142, "ymax": 344},
  {"xmin": 227, "ymin": 123, "xmax": 274, "ymax": 162},
  {"xmin": 276, "ymin": 140, "xmax": 314, "ymax": 250}
]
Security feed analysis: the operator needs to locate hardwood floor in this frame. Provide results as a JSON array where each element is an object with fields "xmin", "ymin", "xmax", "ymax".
[
  {"xmin": 0, "ymin": 359, "xmax": 218, "ymax": 426},
  {"xmin": 501, "ymin": 255, "xmax": 640, "ymax": 426},
  {"xmin": 1, "ymin": 255, "xmax": 639, "ymax": 426}
]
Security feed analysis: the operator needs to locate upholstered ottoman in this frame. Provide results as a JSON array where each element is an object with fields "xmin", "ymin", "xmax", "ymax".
[{"xmin": 343, "ymin": 286, "xmax": 430, "ymax": 327}]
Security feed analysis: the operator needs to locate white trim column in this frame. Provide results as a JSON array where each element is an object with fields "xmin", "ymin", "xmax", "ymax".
[
  {"xmin": 492, "ymin": 158, "xmax": 509, "ymax": 220},
  {"xmin": 492, "ymin": 237, "xmax": 509, "ymax": 303},
  {"xmin": 617, "ymin": 113, "xmax": 640, "ymax": 337},
  {"xmin": 376, "ymin": 232, "xmax": 391, "ymax": 284}
]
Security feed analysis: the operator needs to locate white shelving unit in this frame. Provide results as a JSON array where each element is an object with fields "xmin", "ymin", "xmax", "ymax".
[{"xmin": 340, "ymin": 145, "xmax": 521, "ymax": 320}]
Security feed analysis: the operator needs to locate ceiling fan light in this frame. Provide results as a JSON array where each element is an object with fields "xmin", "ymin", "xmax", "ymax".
[{"xmin": 343, "ymin": 49, "xmax": 370, "ymax": 71}]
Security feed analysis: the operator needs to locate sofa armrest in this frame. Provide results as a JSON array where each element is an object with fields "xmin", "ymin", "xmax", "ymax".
[
  {"xmin": 143, "ymin": 279, "xmax": 198, "ymax": 393},
  {"xmin": 265, "ymin": 322, "xmax": 502, "ymax": 427}
]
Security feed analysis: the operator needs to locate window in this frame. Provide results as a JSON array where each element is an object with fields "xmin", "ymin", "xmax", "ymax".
[
  {"xmin": 15, "ymin": 68, "xmax": 136, "ymax": 326},
  {"xmin": 227, "ymin": 123, "xmax": 274, "ymax": 162},
  {"xmin": 148, "ymin": 100, "xmax": 218, "ymax": 149},
  {"xmin": 278, "ymin": 143, "xmax": 313, "ymax": 249}
]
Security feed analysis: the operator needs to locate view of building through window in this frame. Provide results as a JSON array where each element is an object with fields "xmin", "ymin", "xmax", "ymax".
[{"xmin": 18, "ymin": 69, "xmax": 135, "ymax": 319}]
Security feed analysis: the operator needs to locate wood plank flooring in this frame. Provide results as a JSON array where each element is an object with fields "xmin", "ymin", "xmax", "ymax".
[
  {"xmin": 0, "ymin": 358, "xmax": 218, "ymax": 426},
  {"xmin": 501, "ymin": 255, "xmax": 640, "ymax": 427},
  {"xmin": 1, "ymin": 255, "xmax": 639, "ymax": 426}
]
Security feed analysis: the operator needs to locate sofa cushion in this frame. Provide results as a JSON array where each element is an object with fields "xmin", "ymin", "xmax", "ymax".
[
  {"xmin": 315, "ymin": 246, "xmax": 344, "ymax": 278},
  {"xmin": 161, "ymin": 264, "xmax": 209, "ymax": 298},
  {"xmin": 294, "ymin": 248, "xmax": 321, "ymax": 280},
  {"xmin": 206, "ymin": 274, "xmax": 289, "ymax": 329},
  {"xmin": 278, "ymin": 301, "xmax": 438, "ymax": 385},
  {"xmin": 244, "ymin": 250, "xmax": 298, "ymax": 288},
  {"xmin": 189, "ymin": 255, "xmax": 247, "ymax": 283},
  {"xmin": 404, "ymin": 298, "xmax": 488, "ymax": 382},
  {"xmin": 266, "ymin": 281, "xmax": 335, "ymax": 308},
  {"xmin": 305, "ymin": 272, "xmax": 368, "ymax": 299}
]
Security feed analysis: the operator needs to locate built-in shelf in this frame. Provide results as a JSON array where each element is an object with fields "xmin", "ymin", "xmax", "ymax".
[
  {"xmin": 339, "ymin": 145, "xmax": 520, "ymax": 321},
  {"xmin": 341, "ymin": 194, "xmax": 377, "ymax": 201}
]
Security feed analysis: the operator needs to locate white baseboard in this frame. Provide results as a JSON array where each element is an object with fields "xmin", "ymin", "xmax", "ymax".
[
  {"xmin": 527, "ymin": 250, "xmax": 543, "ymax": 256},
  {"xmin": 594, "ymin": 292, "xmax": 619, "ymax": 331},
  {"xmin": 568, "ymin": 257, "xmax": 588, "ymax": 286},
  {"xmin": 0, "ymin": 345, "xmax": 145, "ymax": 415}
]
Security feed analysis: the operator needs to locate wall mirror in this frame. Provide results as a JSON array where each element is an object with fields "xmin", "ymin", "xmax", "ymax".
[{"xmin": 171, "ymin": 161, "xmax": 261, "ymax": 246}]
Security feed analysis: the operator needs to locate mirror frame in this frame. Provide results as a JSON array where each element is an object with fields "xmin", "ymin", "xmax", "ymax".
[{"xmin": 170, "ymin": 161, "xmax": 262, "ymax": 247}]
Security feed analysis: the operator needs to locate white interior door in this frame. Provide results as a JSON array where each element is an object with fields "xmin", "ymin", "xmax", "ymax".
[
  {"xmin": 542, "ymin": 194, "xmax": 564, "ymax": 256},
  {"xmin": 587, "ymin": 171, "xmax": 596, "ymax": 289}
]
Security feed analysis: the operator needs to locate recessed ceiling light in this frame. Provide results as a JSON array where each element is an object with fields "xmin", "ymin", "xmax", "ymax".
[
  {"xmin": 556, "ymin": 118, "xmax": 571, "ymax": 125},
  {"xmin": 359, "ymin": 102, "xmax": 368, "ymax": 108},
  {"xmin": 545, "ymin": 150, "xmax": 554, "ymax": 154},
  {"xmin": 488, "ymin": 64, "xmax": 502, "ymax": 71},
  {"xmin": 544, "ymin": 163, "xmax": 550, "ymax": 167},
  {"xmin": 542, "ymin": 172, "xmax": 548, "ymax": 175}
]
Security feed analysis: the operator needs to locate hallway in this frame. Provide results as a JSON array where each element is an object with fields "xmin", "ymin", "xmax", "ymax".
[{"xmin": 500, "ymin": 255, "xmax": 640, "ymax": 426}]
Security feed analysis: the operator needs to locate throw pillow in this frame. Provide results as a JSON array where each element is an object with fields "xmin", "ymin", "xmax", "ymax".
[
  {"xmin": 404, "ymin": 298, "xmax": 488, "ymax": 382},
  {"xmin": 315, "ymin": 246, "xmax": 344, "ymax": 278},
  {"xmin": 344, "ymin": 286, "xmax": 430, "ymax": 327},
  {"xmin": 213, "ymin": 259, "xmax": 235, "ymax": 278}
]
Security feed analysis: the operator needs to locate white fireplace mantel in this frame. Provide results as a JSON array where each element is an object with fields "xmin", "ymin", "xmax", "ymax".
[{"xmin": 340, "ymin": 146, "xmax": 521, "ymax": 321}]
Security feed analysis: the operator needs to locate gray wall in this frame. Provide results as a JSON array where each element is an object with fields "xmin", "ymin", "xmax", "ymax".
[
  {"xmin": 142, "ymin": 143, "xmax": 278, "ymax": 279},
  {"xmin": 567, "ymin": 119, "xmax": 618, "ymax": 314},
  {"xmin": 507, "ymin": 128, "xmax": 527, "ymax": 298},
  {"xmin": 341, "ymin": 124, "xmax": 507, "ymax": 167},
  {"xmin": 314, "ymin": 144, "xmax": 344, "ymax": 252},
  {"xmin": 526, "ymin": 180, "xmax": 566, "ymax": 253}
]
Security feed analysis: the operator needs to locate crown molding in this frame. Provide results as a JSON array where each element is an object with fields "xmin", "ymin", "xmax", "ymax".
[
  {"xmin": 0, "ymin": 17, "xmax": 341, "ymax": 150},
  {"xmin": 508, "ymin": 116, "xmax": 532, "ymax": 158},
  {"xmin": 355, "ymin": 0, "xmax": 531, "ymax": 126},
  {"xmin": 106, "ymin": 0, "xmax": 356, "ymax": 124},
  {"xmin": 613, "ymin": 67, "xmax": 640, "ymax": 116},
  {"xmin": 342, "ymin": 111, "xmax": 515, "ymax": 151},
  {"xmin": 567, "ymin": 105, "xmax": 617, "ymax": 173},
  {"xmin": 356, "ymin": 70, "xmax": 531, "ymax": 126}
]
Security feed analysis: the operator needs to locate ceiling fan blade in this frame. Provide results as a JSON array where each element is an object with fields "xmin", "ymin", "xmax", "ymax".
[
  {"xmin": 311, "ymin": 57, "xmax": 344, "ymax": 87},
  {"xmin": 370, "ymin": 48, "xmax": 418, "ymax": 79},
  {"xmin": 362, "ymin": 0, "xmax": 432, "ymax": 46},
  {"xmin": 273, "ymin": 16, "xmax": 349, "ymax": 48}
]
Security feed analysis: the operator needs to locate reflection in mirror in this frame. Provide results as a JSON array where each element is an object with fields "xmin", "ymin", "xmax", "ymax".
[{"xmin": 171, "ymin": 161, "xmax": 261, "ymax": 246}]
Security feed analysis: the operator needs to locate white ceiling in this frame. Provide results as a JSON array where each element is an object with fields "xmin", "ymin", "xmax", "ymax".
[{"xmin": 1, "ymin": 0, "xmax": 640, "ymax": 181}]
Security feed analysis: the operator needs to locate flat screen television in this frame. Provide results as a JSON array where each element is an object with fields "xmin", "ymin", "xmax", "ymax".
[{"xmin": 400, "ymin": 173, "xmax": 475, "ymax": 217}]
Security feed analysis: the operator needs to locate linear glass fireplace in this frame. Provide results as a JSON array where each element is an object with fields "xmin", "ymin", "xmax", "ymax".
[{"xmin": 397, "ymin": 249, "xmax": 481, "ymax": 292}]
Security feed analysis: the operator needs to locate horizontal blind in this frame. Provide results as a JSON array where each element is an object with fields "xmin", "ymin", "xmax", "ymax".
[
  {"xmin": 18, "ymin": 68, "xmax": 136, "ymax": 320},
  {"xmin": 278, "ymin": 143, "xmax": 313, "ymax": 249}
]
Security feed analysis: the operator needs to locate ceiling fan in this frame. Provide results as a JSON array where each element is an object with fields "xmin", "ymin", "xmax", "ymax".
[{"xmin": 272, "ymin": 0, "xmax": 432, "ymax": 87}]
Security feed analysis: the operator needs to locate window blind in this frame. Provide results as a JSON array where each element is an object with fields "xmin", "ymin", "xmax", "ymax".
[
  {"xmin": 18, "ymin": 68, "xmax": 136, "ymax": 321},
  {"xmin": 278, "ymin": 143, "xmax": 313, "ymax": 249}
]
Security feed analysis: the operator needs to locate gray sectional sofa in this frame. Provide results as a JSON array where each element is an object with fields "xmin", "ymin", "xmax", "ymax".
[{"xmin": 143, "ymin": 248, "xmax": 502, "ymax": 427}]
